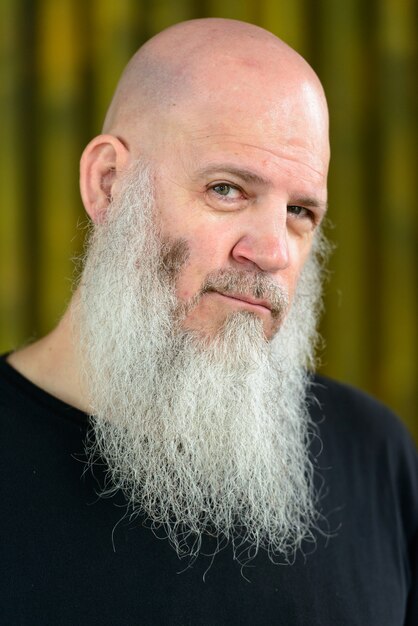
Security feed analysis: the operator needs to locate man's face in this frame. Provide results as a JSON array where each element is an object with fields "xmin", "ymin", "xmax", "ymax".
[
  {"xmin": 77, "ymin": 159, "xmax": 326, "ymax": 564},
  {"xmin": 147, "ymin": 80, "xmax": 329, "ymax": 340}
]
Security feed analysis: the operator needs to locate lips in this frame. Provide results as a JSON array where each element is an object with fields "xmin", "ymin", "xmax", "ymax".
[{"xmin": 215, "ymin": 291, "xmax": 272, "ymax": 311}]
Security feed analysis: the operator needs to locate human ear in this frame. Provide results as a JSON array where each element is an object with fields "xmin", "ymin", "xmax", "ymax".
[{"xmin": 79, "ymin": 134, "xmax": 130, "ymax": 224}]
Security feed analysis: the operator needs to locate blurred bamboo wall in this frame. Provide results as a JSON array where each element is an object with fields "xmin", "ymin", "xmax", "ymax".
[{"xmin": 0, "ymin": 0, "xmax": 417, "ymax": 441}]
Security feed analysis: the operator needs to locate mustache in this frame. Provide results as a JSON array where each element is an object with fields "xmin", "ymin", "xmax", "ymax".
[
  {"xmin": 185, "ymin": 269, "xmax": 289, "ymax": 320},
  {"xmin": 158, "ymin": 237, "xmax": 289, "ymax": 320}
]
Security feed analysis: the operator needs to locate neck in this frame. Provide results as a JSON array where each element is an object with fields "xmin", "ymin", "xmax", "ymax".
[{"xmin": 6, "ymin": 295, "xmax": 89, "ymax": 412}]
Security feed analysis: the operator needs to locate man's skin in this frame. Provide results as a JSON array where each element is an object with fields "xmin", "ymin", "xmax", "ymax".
[{"xmin": 7, "ymin": 18, "xmax": 329, "ymax": 413}]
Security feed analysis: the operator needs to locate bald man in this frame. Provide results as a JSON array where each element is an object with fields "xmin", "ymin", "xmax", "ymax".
[{"xmin": 1, "ymin": 18, "xmax": 417, "ymax": 626}]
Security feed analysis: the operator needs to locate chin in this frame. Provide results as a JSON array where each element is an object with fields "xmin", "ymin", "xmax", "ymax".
[{"xmin": 183, "ymin": 312, "xmax": 277, "ymax": 344}]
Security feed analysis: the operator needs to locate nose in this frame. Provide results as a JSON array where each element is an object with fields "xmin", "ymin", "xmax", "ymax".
[{"xmin": 231, "ymin": 209, "xmax": 290, "ymax": 273}]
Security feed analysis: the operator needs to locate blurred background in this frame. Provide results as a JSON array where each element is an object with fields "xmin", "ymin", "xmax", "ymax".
[{"xmin": 0, "ymin": 0, "xmax": 417, "ymax": 442}]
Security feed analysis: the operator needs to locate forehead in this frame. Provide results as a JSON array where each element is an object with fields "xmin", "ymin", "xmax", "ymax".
[
  {"xmin": 134, "ymin": 51, "xmax": 330, "ymax": 196},
  {"xmin": 149, "ymin": 96, "xmax": 329, "ymax": 200},
  {"xmin": 161, "ymin": 69, "xmax": 324, "ymax": 152},
  {"xmin": 183, "ymin": 120, "xmax": 327, "ymax": 178}
]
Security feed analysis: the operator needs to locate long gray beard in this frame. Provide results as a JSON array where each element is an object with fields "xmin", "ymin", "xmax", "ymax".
[{"xmin": 74, "ymin": 162, "xmax": 328, "ymax": 564}]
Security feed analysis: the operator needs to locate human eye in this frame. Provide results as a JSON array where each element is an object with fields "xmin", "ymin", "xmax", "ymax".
[
  {"xmin": 287, "ymin": 205, "xmax": 312, "ymax": 219},
  {"xmin": 287, "ymin": 205, "xmax": 319, "ymax": 233},
  {"xmin": 208, "ymin": 182, "xmax": 244, "ymax": 201}
]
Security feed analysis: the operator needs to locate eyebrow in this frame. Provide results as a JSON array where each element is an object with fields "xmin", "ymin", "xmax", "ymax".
[
  {"xmin": 194, "ymin": 164, "xmax": 328, "ymax": 213},
  {"xmin": 291, "ymin": 196, "xmax": 328, "ymax": 213},
  {"xmin": 193, "ymin": 164, "xmax": 270, "ymax": 187}
]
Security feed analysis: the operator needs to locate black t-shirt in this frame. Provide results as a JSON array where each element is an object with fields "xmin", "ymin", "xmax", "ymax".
[{"xmin": 1, "ymin": 356, "xmax": 417, "ymax": 625}]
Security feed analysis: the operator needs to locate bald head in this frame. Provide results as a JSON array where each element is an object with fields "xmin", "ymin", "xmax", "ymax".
[
  {"xmin": 103, "ymin": 18, "xmax": 328, "ymax": 158},
  {"xmin": 72, "ymin": 18, "xmax": 331, "ymax": 564}
]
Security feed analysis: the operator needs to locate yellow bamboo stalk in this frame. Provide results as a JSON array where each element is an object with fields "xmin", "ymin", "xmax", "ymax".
[
  {"xmin": 376, "ymin": 0, "xmax": 417, "ymax": 438},
  {"xmin": 90, "ymin": 0, "xmax": 142, "ymax": 134},
  {"xmin": 258, "ymin": 0, "xmax": 307, "ymax": 57},
  {"xmin": 36, "ymin": 0, "xmax": 84, "ymax": 334},
  {"xmin": 0, "ymin": 0, "xmax": 29, "ymax": 351},
  {"xmin": 315, "ymin": 0, "xmax": 371, "ymax": 389},
  {"xmin": 206, "ymin": 0, "xmax": 258, "ymax": 23}
]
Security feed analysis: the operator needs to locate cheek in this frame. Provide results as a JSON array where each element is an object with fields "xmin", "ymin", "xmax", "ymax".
[
  {"xmin": 160, "ymin": 238, "xmax": 190, "ymax": 279},
  {"xmin": 174, "ymin": 227, "xmax": 233, "ymax": 299},
  {"xmin": 268, "ymin": 233, "xmax": 311, "ymax": 298},
  {"xmin": 287, "ymin": 239, "xmax": 314, "ymax": 294},
  {"xmin": 174, "ymin": 254, "xmax": 212, "ymax": 302}
]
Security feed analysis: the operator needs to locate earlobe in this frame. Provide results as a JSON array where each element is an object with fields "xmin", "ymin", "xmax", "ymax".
[{"xmin": 79, "ymin": 134, "xmax": 130, "ymax": 224}]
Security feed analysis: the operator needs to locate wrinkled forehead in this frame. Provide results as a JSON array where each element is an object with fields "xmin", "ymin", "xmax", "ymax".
[{"xmin": 141, "ymin": 68, "xmax": 330, "ymax": 179}]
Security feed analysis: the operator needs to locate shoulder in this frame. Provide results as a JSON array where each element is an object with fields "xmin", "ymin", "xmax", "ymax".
[
  {"xmin": 308, "ymin": 373, "xmax": 415, "ymax": 450},
  {"xmin": 307, "ymin": 374, "xmax": 418, "ymax": 482},
  {"xmin": 308, "ymin": 374, "xmax": 418, "ymax": 533},
  {"xmin": 0, "ymin": 353, "xmax": 88, "ymax": 442}
]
